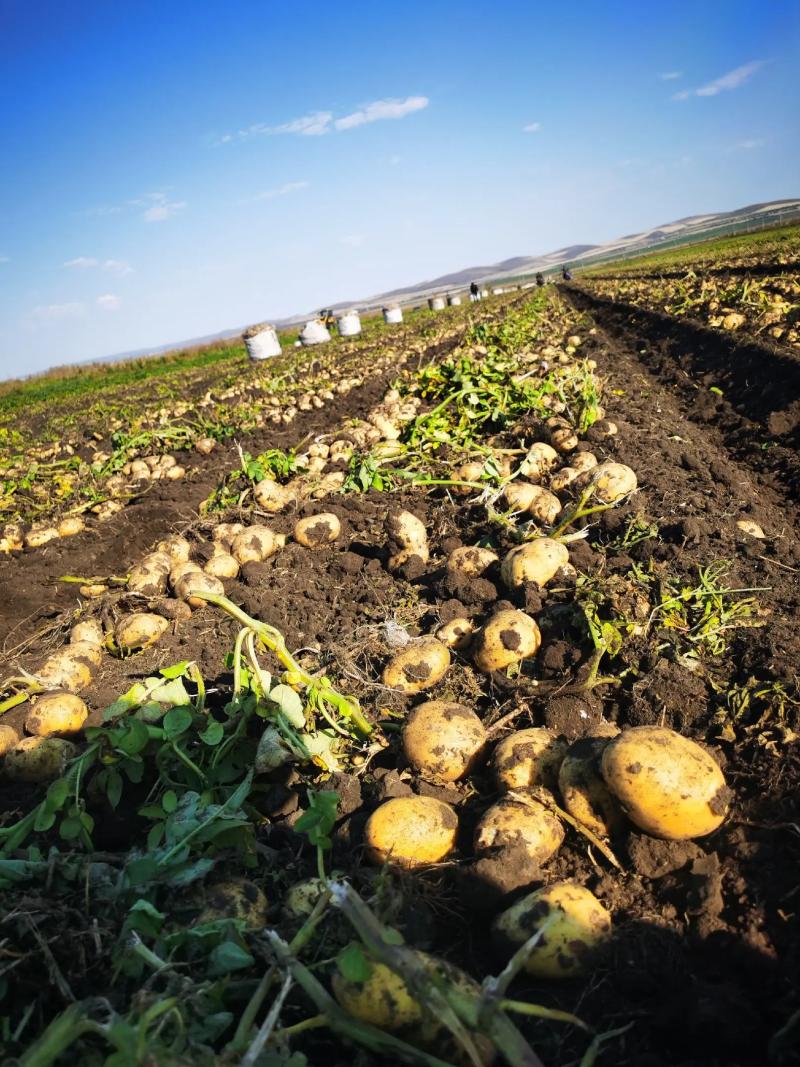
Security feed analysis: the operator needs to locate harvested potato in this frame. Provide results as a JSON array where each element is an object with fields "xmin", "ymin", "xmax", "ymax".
[
  {"xmin": 437, "ymin": 617, "xmax": 475, "ymax": 651},
  {"xmin": 493, "ymin": 727, "xmax": 568, "ymax": 792},
  {"xmin": 588, "ymin": 419, "xmax": 618, "ymax": 440},
  {"xmin": 364, "ymin": 795, "xmax": 457, "ymax": 867},
  {"xmin": 736, "ymin": 519, "xmax": 765, "ymax": 539},
  {"xmin": 212, "ymin": 522, "xmax": 245, "ymax": 545},
  {"xmin": 452, "ymin": 462, "xmax": 486, "ymax": 496},
  {"xmin": 526, "ymin": 486, "xmax": 562, "ymax": 524},
  {"xmin": 403, "ymin": 701, "xmax": 486, "ymax": 781},
  {"xmin": 386, "ymin": 511, "xmax": 429, "ymax": 572},
  {"xmin": 550, "ymin": 467, "xmax": 579, "ymax": 493},
  {"xmin": 382, "ymin": 640, "xmax": 450, "ymax": 694},
  {"xmin": 472, "ymin": 609, "xmax": 540, "ymax": 673},
  {"xmin": 253, "ymin": 478, "xmax": 289, "ymax": 512},
  {"xmin": 571, "ymin": 452, "xmax": 598, "ymax": 473},
  {"xmin": 474, "ymin": 793, "xmax": 564, "ymax": 865},
  {"xmin": 0, "ymin": 724, "xmax": 20, "ymax": 756},
  {"xmin": 25, "ymin": 528, "xmax": 60, "ymax": 548},
  {"xmin": 57, "ymin": 517, "xmax": 85, "ymax": 537},
  {"xmin": 283, "ymin": 878, "xmax": 326, "ymax": 919},
  {"xmin": 80, "ymin": 584, "xmax": 107, "ymax": 598},
  {"xmin": 128, "ymin": 553, "xmax": 172, "ymax": 596},
  {"xmin": 38, "ymin": 643, "xmax": 102, "ymax": 692},
  {"xmin": 519, "ymin": 442, "xmax": 558, "ymax": 479},
  {"xmin": 231, "ymin": 526, "xmax": 279, "ymax": 565},
  {"xmin": 558, "ymin": 737, "xmax": 625, "ymax": 838},
  {"xmin": 196, "ymin": 878, "xmax": 268, "ymax": 929},
  {"xmin": 493, "ymin": 882, "xmax": 611, "ymax": 978},
  {"xmin": 195, "ymin": 437, "xmax": 216, "ymax": 455},
  {"xmin": 550, "ymin": 427, "xmax": 578, "ymax": 453},
  {"xmin": 333, "ymin": 954, "xmax": 423, "ymax": 1031},
  {"xmin": 500, "ymin": 538, "xmax": 569, "ymax": 590},
  {"xmin": 503, "ymin": 482, "xmax": 538, "ymax": 512},
  {"xmin": 446, "ymin": 545, "xmax": 498, "ymax": 578},
  {"xmin": 70, "ymin": 619, "xmax": 104, "ymax": 647},
  {"xmin": 156, "ymin": 535, "xmax": 191, "ymax": 564},
  {"xmin": 3, "ymin": 522, "xmax": 26, "ymax": 550},
  {"xmin": 4, "ymin": 737, "xmax": 78, "ymax": 783},
  {"xmin": 175, "ymin": 571, "xmax": 225, "ymax": 608},
  {"xmin": 311, "ymin": 471, "xmax": 346, "ymax": 498},
  {"xmin": 115, "ymin": 613, "xmax": 169, "ymax": 653},
  {"xmin": 601, "ymin": 726, "xmax": 730, "ymax": 839},
  {"xmin": 591, "ymin": 463, "xmax": 637, "ymax": 504},
  {"xmin": 170, "ymin": 560, "xmax": 203, "ymax": 587},
  {"xmin": 25, "ymin": 692, "xmax": 88, "ymax": 738},
  {"xmin": 204, "ymin": 549, "xmax": 240, "ymax": 579},
  {"xmin": 294, "ymin": 512, "xmax": 341, "ymax": 548}
]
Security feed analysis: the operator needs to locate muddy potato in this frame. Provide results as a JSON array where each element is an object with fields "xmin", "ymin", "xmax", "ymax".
[
  {"xmin": 170, "ymin": 561, "xmax": 203, "ymax": 588},
  {"xmin": 403, "ymin": 701, "xmax": 486, "ymax": 781},
  {"xmin": 472, "ymin": 609, "xmax": 540, "ymax": 674},
  {"xmin": 57, "ymin": 517, "xmax": 85, "ymax": 537},
  {"xmin": 204, "ymin": 549, "xmax": 240, "ymax": 579},
  {"xmin": 128, "ymin": 553, "xmax": 172, "ymax": 596},
  {"xmin": 115, "ymin": 613, "xmax": 169, "ymax": 653},
  {"xmin": 212, "ymin": 522, "xmax": 245, "ymax": 545},
  {"xmin": 80, "ymin": 584, "xmax": 107, "ymax": 599},
  {"xmin": 38, "ymin": 643, "xmax": 102, "ymax": 691},
  {"xmin": 493, "ymin": 882, "xmax": 611, "ymax": 979},
  {"xmin": 4, "ymin": 737, "xmax": 78, "ymax": 783},
  {"xmin": 382, "ymin": 640, "xmax": 450, "ymax": 694},
  {"xmin": 446, "ymin": 545, "xmax": 498, "ymax": 579},
  {"xmin": 283, "ymin": 878, "xmax": 326, "ymax": 919},
  {"xmin": 176, "ymin": 571, "xmax": 225, "ymax": 608},
  {"xmin": 253, "ymin": 477, "xmax": 289, "ymax": 512},
  {"xmin": 231, "ymin": 525, "xmax": 279, "ymax": 565},
  {"xmin": 25, "ymin": 692, "xmax": 88, "ymax": 738},
  {"xmin": 475, "ymin": 793, "xmax": 565, "ymax": 867},
  {"xmin": 332, "ymin": 954, "xmax": 423, "ymax": 1031},
  {"xmin": 437, "ymin": 617, "xmax": 475, "ymax": 651},
  {"xmin": 503, "ymin": 482, "xmax": 538, "ymax": 512},
  {"xmin": 386, "ymin": 510, "xmax": 429, "ymax": 572},
  {"xmin": 519, "ymin": 442, "xmax": 558, "ymax": 479},
  {"xmin": 194, "ymin": 437, "xmax": 216, "ymax": 455},
  {"xmin": 550, "ymin": 427, "xmax": 578, "ymax": 453},
  {"xmin": 588, "ymin": 419, "xmax": 618, "ymax": 441},
  {"xmin": 526, "ymin": 486, "xmax": 562, "ymax": 524},
  {"xmin": 364, "ymin": 795, "xmax": 458, "ymax": 867},
  {"xmin": 156, "ymin": 535, "xmax": 191, "ymax": 564},
  {"xmin": 25, "ymin": 527, "xmax": 60, "ymax": 548},
  {"xmin": 294, "ymin": 512, "xmax": 341, "ymax": 548},
  {"xmin": 558, "ymin": 737, "xmax": 625, "ymax": 838},
  {"xmin": 736, "ymin": 519, "xmax": 765, "ymax": 539},
  {"xmin": 571, "ymin": 452, "xmax": 598, "ymax": 474},
  {"xmin": 452, "ymin": 462, "xmax": 486, "ymax": 496},
  {"xmin": 591, "ymin": 462, "xmax": 637, "ymax": 504},
  {"xmin": 493, "ymin": 727, "xmax": 568, "ymax": 792},
  {"xmin": 549, "ymin": 467, "xmax": 579, "ymax": 493},
  {"xmin": 70, "ymin": 619, "xmax": 104, "ymax": 647},
  {"xmin": 601, "ymin": 726, "xmax": 730, "ymax": 839},
  {"xmin": 196, "ymin": 878, "xmax": 268, "ymax": 929},
  {"xmin": 0, "ymin": 724, "xmax": 20, "ymax": 756},
  {"xmin": 500, "ymin": 538, "xmax": 569, "ymax": 590}
]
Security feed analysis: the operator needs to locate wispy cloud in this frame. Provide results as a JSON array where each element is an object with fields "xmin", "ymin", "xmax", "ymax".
[
  {"xmin": 64, "ymin": 256, "xmax": 98, "ymax": 268},
  {"xmin": 138, "ymin": 193, "xmax": 186, "ymax": 222},
  {"xmin": 738, "ymin": 138, "xmax": 764, "ymax": 149},
  {"xmin": 334, "ymin": 96, "xmax": 429, "ymax": 131},
  {"xmin": 523, "ymin": 122, "xmax": 541, "ymax": 133},
  {"xmin": 673, "ymin": 60, "xmax": 764, "ymax": 100},
  {"xmin": 340, "ymin": 235, "xmax": 364, "ymax": 246},
  {"xmin": 252, "ymin": 181, "xmax": 309, "ymax": 202},
  {"xmin": 64, "ymin": 257, "xmax": 133, "ymax": 276},
  {"xmin": 73, "ymin": 205, "xmax": 122, "ymax": 218},
  {"xmin": 35, "ymin": 302, "xmax": 86, "ymax": 320},
  {"xmin": 97, "ymin": 294, "xmax": 121, "ymax": 311},
  {"xmin": 233, "ymin": 112, "xmax": 333, "ymax": 141},
  {"xmin": 661, "ymin": 71, "xmax": 682, "ymax": 80}
]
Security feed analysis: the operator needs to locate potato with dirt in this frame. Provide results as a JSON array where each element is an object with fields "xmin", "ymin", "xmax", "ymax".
[
  {"xmin": 176, "ymin": 571, "xmax": 226, "ymax": 608},
  {"xmin": 364, "ymin": 795, "xmax": 458, "ymax": 867},
  {"xmin": 472, "ymin": 609, "xmax": 540, "ymax": 673},
  {"xmin": 474, "ymin": 793, "xmax": 564, "ymax": 866},
  {"xmin": 127, "ymin": 552, "xmax": 172, "ymax": 596},
  {"xmin": 0, "ymin": 724, "xmax": 21, "ymax": 756},
  {"xmin": 590, "ymin": 462, "xmax": 637, "ymax": 503},
  {"xmin": 231, "ymin": 525, "xmax": 280, "ymax": 565},
  {"xmin": 558, "ymin": 736, "xmax": 625, "ymax": 837},
  {"xmin": 294, "ymin": 512, "xmax": 341, "ymax": 548},
  {"xmin": 446, "ymin": 545, "xmax": 498, "ymax": 578},
  {"xmin": 196, "ymin": 878, "xmax": 268, "ymax": 929},
  {"xmin": 436, "ymin": 617, "xmax": 475, "ymax": 651},
  {"xmin": 115, "ymin": 613, "xmax": 169, "ymax": 653},
  {"xmin": 402, "ymin": 700, "xmax": 486, "ymax": 781},
  {"xmin": 500, "ymin": 538, "xmax": 569, "ymax": 590},
  {"xmin": 37, "ymin": 642, "xmax": 103, "ymax": 692},
  {"xmin": 601, "ymin": 726, "xmax": 730, "ymax": 839},
  {"xmin": 493, "ymin": 727, "xmax": 568, "ymax": 792},
  {"xmin": 386, "ymin": 510, "xmax": 429, "ymax": 572},
  {"xmin": 383, "ymin": 640, "xmax": 450, "ymax": 694},
  {"xmin": 25, "ymin": 692, "xmax": 88, "ymax": 738},
  {"xmin": 4, "ymin": 737, "xmax": 78, "ymax": 783}
]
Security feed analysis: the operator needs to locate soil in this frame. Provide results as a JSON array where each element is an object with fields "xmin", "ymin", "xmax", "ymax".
[{"xmin": 2, "ymin": 285, "xmax": 800, "ymax": 1067}]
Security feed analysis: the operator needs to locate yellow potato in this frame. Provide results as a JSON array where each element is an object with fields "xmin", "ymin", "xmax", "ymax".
[
  {"xmin": 294, "ymin": 512, "xmax": 341, "ymax": 548},
  {"xmin": 38, "ymin": 643, "xmax": 102, "ymax": 692},
  {"xmin": 591, "ymin": 463, "xmax": 637, "ymax": 504},
  {"xmin": 156, "ymin": 535, "xmax": 191, "ymax": 564},
  {"xmin": 436, "ymin": 617, "xmax": 475, "ymax": 651},
  {"xmin": 472, "ymin": 609, "xmax": 541, "ymax": 673},
  {"xmin": 70, "ymin": 619, "xmax": 104, "ymax": 647},
  {"xmin": 474, "ymin": 794, "xmax": 564, "ymax": 865},
  {"xmin": 571, "ymin": 452, "xmax": 598, "ymax": 474},
  {"xmin": 402, "ymin": 700, "xmax": 486, "ymax": 781},
  {"xmin": 549, "ymin": 467, "xmax": 579, "ymax": 493},
  {"xmin": 364, "ymin": 795, "xmax": 457, "ymax": 867},
  {"xmin": 493, "ymin": 728, "xmax": 568, "ymax": 792},
  {"xmin": 212, "ymin": 522, "xmax": 245, "ymax": 545},
  {"xmin": 176, "ymin": 571, "xmax": 225, "ymax": 608},
  {"xmin": 526, "ymin": 486, "xmax": 562, "ymax": 524},
  {"xmin": 204, "ymin": 550, "xmax": 240, "ymax": 579},
  {"xmin": 500, "ymin": 538, "xmax": 569, "ymax": 590},
  {"xmin": 115, "ymin": 613, "xmax": 169, "ymax": 653},
  {"xmin": 601, "ymin": 726, "xmax": 730, "ymax": 839},
  {"xmin": 4, "ymin": 737, "xmax": 78, "ymax": 783},
  {"xmin": 446, "ymin": 545, "xmax": 498, "ymax": 579},
  {"xmin": 128, "ymin": 553, "xmax": 172, "ymax": 596},
  {"xmin": 333, "ymin": 954, "xmax": 424, "ymax": 1031},
  {"xmin": 382, "ymin": 640, "xmax": 450, "ymax": 694},
  {"xmin": 170, "ymin": 560, "xmax": 203, "ymax": 588},
  {"xmin": 24, "ymin": 528, "xmax": 60, "ymax": 548},
  {"xmin": 230, "ymin": 526, "xmax": 279, "ymax": 565},
  {"xmin": 57, "ymin": 517, "xmax": 85, "ymax": 537},
  {"xmin": 0, "ymin": 724, "xmax": 21, "ymax": 756},
  {"xmin": 519, "ymin": 442, "xmax": 559, "ymax": 479},
  {"xmin": 386, "ymin": 510, "xmax": 429, "ymax": 572},
  {"xmin": 25, "ymin": 692, "xmax": 88, "ymax": 738},
  {"xmin": 452, "ymin": 462, "xmax": 486, "ymax": 496},
  {"xmin": 493, "ymin": 882, "xmax": 611, "ymax": 978},
  {"xmin": 196, "ymin": 878, "xmax": 268, "ymax": 929},
  {"xmin": 503, "ymin": 482, "xmax": 538, "ymax": 512},
  {"xmin": 282, "ymin": 878, "xmax": 326, "ymax": 919},
  {"xmin": 550, "ymin": 427, "xmax": 578, "ymax": 453},
  {"xmin": 558, "ymin": 737, "xmax": 625, "ymax": 838},
  {"xmin": 253, "ymin": 478, "xmax": 290, "ymax": 512}
]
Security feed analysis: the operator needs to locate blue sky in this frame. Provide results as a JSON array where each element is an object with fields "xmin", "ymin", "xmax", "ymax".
[{"xmin": 1, "ymin": 0, "xmax": 798, "ymax": 377}]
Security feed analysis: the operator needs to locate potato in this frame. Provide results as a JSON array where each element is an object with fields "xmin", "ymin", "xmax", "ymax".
[
  {"xmin": 170, "ymin": 560, "xmax": 203, "ymax": 588},
  {"xmin": 25, "ymin": 528, "xmax": 60, "ymax": 548},
  {"xmin": 382, "ymin": 640, "xmax": 450, "ymax": 694},
  {"xmin": 549, "ymin": 467, "xmax": 579, "ymax": 493},
  {"xmin": 601, "ymin": 726, "xmax": 730, "ymax": 839},
  {"xmin": 500, "ymin": 538, "xmax": 569, "ymax": 590},
  {"xmin": 550, "ymin": 427, "xmax": 578, "ymax": 453},
  {"xmin": 493, "ymin": 728, "xmax": 568, "ymax": 792},
  {"xmin": 588, "ymin": 419, "xmax": 618, "ymax": 440},
  {"xmin": 80, "ymin": 584, "xmax": 107, "ymax": 599},
  {"xmin": 437, "ymin": 617, "xmax": 475, "ymax": 651},
  {"xmin": 115, "ymin": 613, "xmax": 169, "ymax": 653},
  {"xmin": 25, "ymin": 692, "xmax": 88, "ymax": 738},
  {"xmin": 196, "ymin": 878, "xmax": 268, "ymax": 929},
  {"xmin": 571, "ymin": 452, "xmax": 598, "ymax": 474},
  {"xmin": 364, "ymin": 795, "xmax": 457, "ymax": 867},
  {"xmin": 4, "ymin": 737, "xmax": 78, "ymax": 783},
  {"xmin": 194, "ymin": 437, "xmax": 216, "ymax": 455},
  {"xmin": 591, "ymin": 463, "xmax": 637, "ymax": 504},
  {"xmin": 519, "ymin": 442, "xmax": 558, "ymax": 479},
  {"xmin": 231, "ymin": 525, "xmax": 279, "ymax": 565},
  {"xmin": 402, "ymin": 701, "xmax": 486, "ymax": 781},
  {"xmin": 503, "ymin": 482, "xmax": 538, "ymax": 512},
  {"xmin": 311, "ymin": 471, "xmax": 346, "ymax": 498},
  {"xmin": 493, "ymin": 882, "xmax": 611, "ymax": 978},
  {"xmin": 526, "ymin": 486, "xmax": 562, "ymax": 524},
  {"xmin": 3, "ymin": 522, "xmax": 25, "ymax": 550},
  {"xmin": 175, "ymin": 571, "xmax": 225, "ymax": 608},
  {"xmin": 38, "ymin": 643, "xmax": 102, "ymax": 692},
  {"xmin": 212, "ymin": 522, "xmax": 244, "ymax": 545},
  {"xmin": 70, "ymin": 619, "xmax": 104, "ymax": 647},
  {"xmin": 475, "ymin": 793, "xmax": 564, "ymax": 865},
  {"xmin": 452, "ymin": 462, "xmax": 486, "ymax": 496},
  {"xmin": 472, "ymin": 609, "xmax": 541, "ymax": 674},
  {"xmin": 253, "ymin": 477, "xmax": 289, "ymax": 512},
  {"xmin": 446, "ymin": 545, "xmax": 498, "ymax": 578},
  {"xmin": 294, "ymin": 512, "xmax": 341, "ymax": 548},
  {"xmin": 156, "ymin": 535, "xmax": 191, "ymax": 564},
  {"xmin": 333, "ymin": 954, "xmax": 423, "ymax": 1030},
  {"xmin": 283, "ymin": 878, "xmax": 326, "ymax": 919},
  {"xmin": 0, "ymin": 724, "xmax": 21, "ymax": 756},
  {"xmin": 386, "ymin": 510, "xmax": 429, "ymax": 572},
  {"xmin": 204, "ymin": 549, "xmax": 240, "ymax": 579},
  {"xmin": 558, "ymin": 738, "xmax": 625, "ymax": 838},
  {"xmin": 736, "ymin": 520, "xmax": 765, "ymax": 539},
  {"xmin": 128, "ymin": 553, "xmax": 172, "ymax": 596},
  {"xmin": 57, "ymin": 517, "xmax": 85, "ymax": 537}
]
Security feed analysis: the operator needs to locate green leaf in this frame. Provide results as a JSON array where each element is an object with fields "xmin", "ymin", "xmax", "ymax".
[
  {"xmin": 381, "ymin": 927, "xmax": 405, "ymax": 946},
  {"xmin": 269, "ymin": 685, "xmax": 305, "ymax": 728},
  {"xmin": 59, "ymin": 815, "xmax": 83, "ymax": 841},
  {"xmin": 125, "ymin": 899, "xmax": 164, "ymax": 938},
  {"xmin": 294, "ymin": 790, "xmax": 339, "ymax": 849},
  {"xmin": 126, "ymin": 856, "xmax": 160, "ymax": 886},
  {"xmin": 45, "ymin": 777, "xmax": 70, "ymax": 812},
  {"xmin": 115, "ymin": 717, "xmax": 151, "ymax": 755},
  {"xmin": 33, "ymin": 809, "xmax": 57, "ymax": 832},
  {"xmin": 199, "ymin": 718, "xmax": 224, "ymax": 746},
  {"xmin": 147, "ymin": 823, "xmax": 166, "ymax": 850},
  {"xmin": 150, "ymin": 678, "xmax": 191, "ymax": 707},
  {"xmin": 162, "ymin": 790, "xmax": 178, "ymax": 813},
  {"xmin": 336, "ymin": 942, "xmax": 372, "ymax": 983},
  {"xmin": 207, "ymin": 941, "xmax": 255, "ymax": 977},
  {"xmin": 105, "ymin": 769, "xmax": 123, "ymax": 809},
  {"xmin": 163, "ymin": 707, "xmax": 193, "ymax": 739},
  {"xmin": 138, "ymin": 807, "xmax": 166, "ymax": 820},
  {"xmin": 601, "ymin": 623, "xmax": 623, "ymax": 657},
  {"xmin": 160, "ymin": 661, "xmax": 190, "ymax": 680}
]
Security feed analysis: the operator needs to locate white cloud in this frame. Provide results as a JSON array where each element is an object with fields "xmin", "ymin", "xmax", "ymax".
[
  {"xmin": 673, "ymin": 60, "xmax": 764, "ymax": 100},
  {"xmin": 97, "ymin": 294, "xmax": 121, "ymax": 311},
  {"xmin": 141, "ymin": 193, "xmax": 186, "ymax": 222},
  {"xmin": 523, "ymin": 122, "xmax": 541, "ymax": 132},
  {"xmin": 235, "ymin": 112, "xmax": 333, "ymax": 140},
  {"xmin": 103, "ymin": 259, "xmax": 133, "ymax": 276},
  {"xmin": 253, "ymin": 181, "xmax": 309, "ymax": 201},
  {"xmin": 64, "ymin": 256, "xmax": 98, "ymax": 268},
  {"xmin": 73, "ymin": 205, "xmax": 122, "ymax": 217},
  {"xmin": 738, "ymin": 138, "xmax": 764, "ymax": 149},
  {"xmin": 334, "ymin": 96, "xmax": 428, "ymax": 131},
  {"xmin": 661, "ymin": 71, "xmax": 682, "ymax": 80},
  {"xmin": 340, "ymin": 235, "xmax": 364, "ymax": 246}
]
